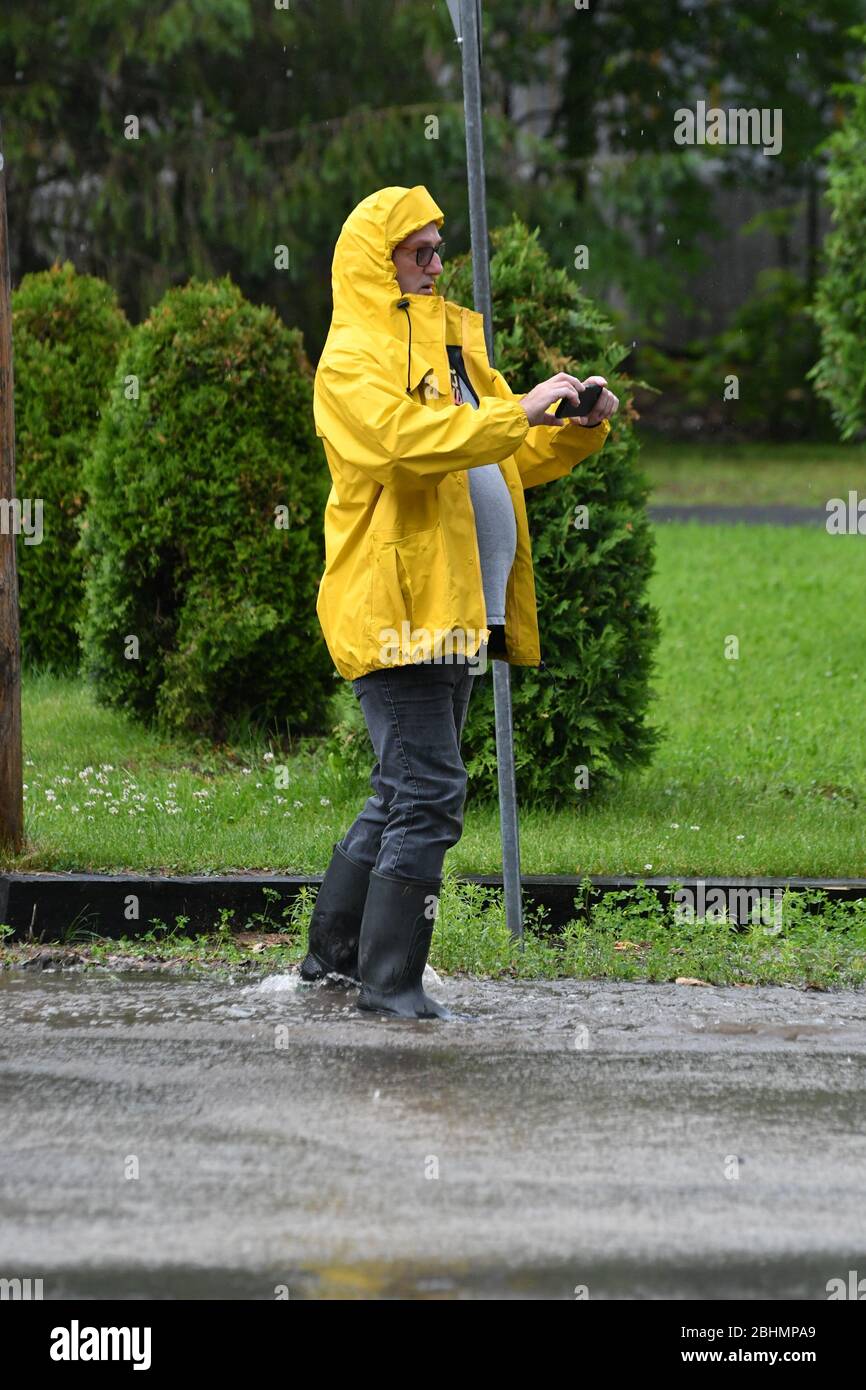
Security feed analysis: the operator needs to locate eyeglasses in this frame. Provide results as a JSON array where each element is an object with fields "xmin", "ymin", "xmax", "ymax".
[{"xmin": 408, "ymin": 241, "xmax": 445, "ymax": 267}]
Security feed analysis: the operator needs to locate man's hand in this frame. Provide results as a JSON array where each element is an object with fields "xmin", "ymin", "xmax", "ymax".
[
  {"xmin": 567, "ymin": 375, "xmax": 619, "ymax": 428},
  {"xmin": 519, "ymin": 372, "xmax": 619, "ymax": 428}
]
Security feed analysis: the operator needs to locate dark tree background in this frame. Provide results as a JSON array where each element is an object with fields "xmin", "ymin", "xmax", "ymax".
[{"xmin": 3, "ymin": 0, "xmax": 864, "ymax": 360}]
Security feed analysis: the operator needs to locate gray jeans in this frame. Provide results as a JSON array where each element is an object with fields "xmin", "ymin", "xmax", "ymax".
[{"xmin": 339, "ymin": 655, "xmax": 487, "ymax": 883}]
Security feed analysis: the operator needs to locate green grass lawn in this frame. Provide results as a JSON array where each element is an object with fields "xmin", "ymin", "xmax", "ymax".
[
  {"xmin": 5, "ymin": 522, "xmax": 865, "ymax": 878},
  {"xmin": 641, "ymin": 437, "xmax": 866, "ymax": 506}
]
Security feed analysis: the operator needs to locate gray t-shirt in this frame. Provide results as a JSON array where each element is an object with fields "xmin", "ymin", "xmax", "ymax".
[{"xmin": 449, "ymin": 354, "xmax": 516, "ymax": 626}]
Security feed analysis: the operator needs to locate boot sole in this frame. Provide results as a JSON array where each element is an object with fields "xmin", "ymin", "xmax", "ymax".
[{"xmin": 357, "ymin": 989, "xmax": 452, "ymax": 1021}]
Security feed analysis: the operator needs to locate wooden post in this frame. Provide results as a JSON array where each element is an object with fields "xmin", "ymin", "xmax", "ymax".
[{"xmin": 0, "ymin": 118, "xmax": 24, "ymax": 855}]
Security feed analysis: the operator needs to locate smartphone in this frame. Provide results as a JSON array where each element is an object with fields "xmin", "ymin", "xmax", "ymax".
[{"xmin": 554, "ymin": 382, "xmax": 604, "ymax": 419}]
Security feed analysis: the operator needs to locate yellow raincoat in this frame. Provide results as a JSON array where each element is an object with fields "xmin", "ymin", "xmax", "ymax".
[{"xmin": 313, "ymin": 184, "xmax": 611, "ymax": 680}]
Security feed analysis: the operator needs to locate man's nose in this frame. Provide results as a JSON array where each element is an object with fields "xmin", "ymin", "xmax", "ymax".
[{"xmin": 428, "ymin": 253, "xmax": 443, "ymax": 275}]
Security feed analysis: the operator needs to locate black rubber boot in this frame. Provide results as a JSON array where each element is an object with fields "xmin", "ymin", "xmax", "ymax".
[
  {"xmin": 300, "ymin": 842, "xmax": 371, "ymax": 984},
  {"xmin": 356, "ymin": 868, "xmax": 452, "ymax": 1020}
]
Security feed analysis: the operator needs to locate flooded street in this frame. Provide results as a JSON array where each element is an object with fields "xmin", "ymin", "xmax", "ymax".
[{"xmin": 2, "ymin": 967, "xmax": 866, "ymax": 1299}]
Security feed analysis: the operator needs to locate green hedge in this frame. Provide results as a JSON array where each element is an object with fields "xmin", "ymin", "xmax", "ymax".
[
  {"xmin": 640, "ymin": 270, "xmax": 836, "ymax": 442},
  {"xmin": 12, "ymin": 262, "xmax": 130, "ymax": 670},
  {"xmin": 78, "ymin": 276, "xmax": 333, "ymax": 741},
  {"xmin": 445, "ymin": 217, "xmax": 660, "ymax": 804},
  {"xmin": 809, "ymin": 24, "xmax": 866, "ymax": 441}
]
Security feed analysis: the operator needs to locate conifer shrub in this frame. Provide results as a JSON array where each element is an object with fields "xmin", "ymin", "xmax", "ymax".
[
  {"xmin": 79, "ymin": 276, "xmax": 332, "ymax": 741},
  {"xmin": 12, "ymin": 262, "xmax": 129, "ymax": 670},
  {"xmin": 440, "ymin": 216, "xmax": 661, "ymax": 804}
]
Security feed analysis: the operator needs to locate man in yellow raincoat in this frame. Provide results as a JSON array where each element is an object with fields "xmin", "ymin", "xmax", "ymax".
[{"xmin": 302, "ymin": 185, "xmax": 617, "ymax": 1019}]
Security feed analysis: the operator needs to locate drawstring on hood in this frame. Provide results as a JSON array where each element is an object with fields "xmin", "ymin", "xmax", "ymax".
[
  {"xmin": 397, "ymin": 298, "xmax": 412, "ymax": 394},
  {"xmin": 328, "ymin": 184, "xmax": 446, "ymax": 400}
]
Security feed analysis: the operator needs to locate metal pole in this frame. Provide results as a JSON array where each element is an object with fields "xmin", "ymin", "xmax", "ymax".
[
  {"xmin": 451, "ymin": 0, "xmax": 524, "ymax": 944},
  {"xmin": 0, "ymin": 119, "xmax": 24, "ymax": 855}
]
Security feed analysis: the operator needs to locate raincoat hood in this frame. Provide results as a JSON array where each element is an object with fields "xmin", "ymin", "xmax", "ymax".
[{"xmin": 329, "ymin": 184, "xmax": 445, "ymax": 338}]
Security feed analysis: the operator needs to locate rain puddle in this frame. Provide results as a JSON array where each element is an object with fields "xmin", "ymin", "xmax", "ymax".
[{"xmin": 2, "ymin": 969, "xmax": 866, "ymax": 1298}]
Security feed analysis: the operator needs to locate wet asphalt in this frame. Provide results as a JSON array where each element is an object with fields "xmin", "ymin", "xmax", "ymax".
[{"xmin": 1, "ymin": 966, "xmax": 865, "ymax": 1300}]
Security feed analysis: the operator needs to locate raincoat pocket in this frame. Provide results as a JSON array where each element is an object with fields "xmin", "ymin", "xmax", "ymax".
[{"xmin": 367, "ymin": 524, "xmax": 455, "ymax": 652}]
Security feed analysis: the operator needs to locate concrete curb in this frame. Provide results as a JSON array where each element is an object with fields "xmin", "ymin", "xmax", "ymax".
[{"xmin": 1, "ymin": 871, "xmax": 865, "ymax": 941}]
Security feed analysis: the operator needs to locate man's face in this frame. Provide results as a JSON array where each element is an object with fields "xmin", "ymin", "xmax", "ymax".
[{"xmin": 391, "ymin": 220, "xmax": 444, "ymax": 296}]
